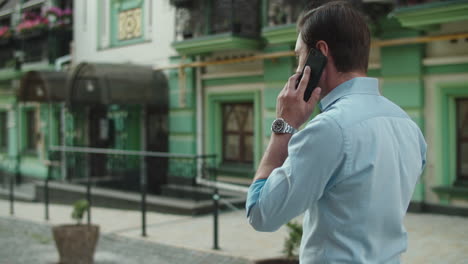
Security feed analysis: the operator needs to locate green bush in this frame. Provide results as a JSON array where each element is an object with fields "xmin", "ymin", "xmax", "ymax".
[
  {"xmin": 283, "ymin": 221, "xmax": 303, "ymax": 259},
  {"xmin": 71, "ymin": 199, "xmax": 89, "ymax": 225}
]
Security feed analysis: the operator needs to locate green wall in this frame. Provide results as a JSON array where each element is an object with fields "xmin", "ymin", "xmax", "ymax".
[
  {"xmin": 380, "ymin": 20, "xmax": 426, "ymax": 202},
  {"xmin": 168, "ymin": 56, "xmax": 197, "ymax": 157}
]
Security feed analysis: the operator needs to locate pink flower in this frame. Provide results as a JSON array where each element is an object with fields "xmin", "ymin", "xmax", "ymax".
[
  {"xmin": 46, "ymin": 6, "xmax": 63, "ymax": 17},
  {"xmin": 62, "ymin": 8, "xmax": 72, "ymax": 16},
  {"xmin": 0, "ymin": 26, "xmax": 11, "ymax": 38}
]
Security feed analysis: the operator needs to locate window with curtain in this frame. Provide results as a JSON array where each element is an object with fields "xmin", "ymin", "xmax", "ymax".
[
  {"xmin": 456, "ymin": 99, "xmax": 468, "ymax": 183},
  {"xmin": 222, "ymin": 102, "xmax": 254, "ymax": 164}
]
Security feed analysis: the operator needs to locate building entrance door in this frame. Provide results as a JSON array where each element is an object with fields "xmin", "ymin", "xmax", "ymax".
[
  {"xmin": 88, "ymin": 106, "xmax": 114, "ymax": 178},
  {"xmin": 145, "ymin": 107, "xmax": 168, "ymax": 193}
]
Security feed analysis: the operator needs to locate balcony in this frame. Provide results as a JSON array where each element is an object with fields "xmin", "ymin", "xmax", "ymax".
[
  {"xmin": 396, "ymin": 0, "xmax": 439, "ymax": 8},
  {"xmin": 18, "ymin": 30, "xmax": 49, "ymax": 63},
  {"xmin": 263, "ymin": 0, "xmax": 396, "ymax": 44},
  {"xmin": 392, "ymin": 0, "xmax": 468, "ymax": 28},
  {"xmin": 0, "ymin": 39, "xmax": 14, "ymax": 69},
  {"xmin": 16, "ymin": 29, "xmax": 72, "ymax": 65},
  {"xmin": 261, "ymin": 0, "xmax": 305, "ymax": 45},
  {"xmin": 171, "ymin": 0, "xmax": 261, "ymax": 55}
]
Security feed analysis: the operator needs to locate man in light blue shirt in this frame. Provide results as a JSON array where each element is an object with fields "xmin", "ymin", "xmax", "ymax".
[{"xmin": 246, "ymin": 2, "xmax": 427, "ymax": 263}]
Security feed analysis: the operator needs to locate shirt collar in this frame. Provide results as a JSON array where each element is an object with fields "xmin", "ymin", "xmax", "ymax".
[{"xmin": 319, "ymin": 77, "xmax": 380, "ymax": 112}]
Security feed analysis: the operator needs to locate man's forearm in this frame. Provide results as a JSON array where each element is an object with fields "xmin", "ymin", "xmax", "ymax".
[{"xmin": 253, "ymin": 133, "xmax": 292, "ymax": 182}]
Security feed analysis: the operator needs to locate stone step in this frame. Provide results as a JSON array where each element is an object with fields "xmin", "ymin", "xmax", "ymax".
[
  {"xmin": 35, "ymin": 181, "xmax": 245, "ymax": 215},
  {"xmin": 0, "ymin": 182, "xmax": 36, "ymax": 202}
]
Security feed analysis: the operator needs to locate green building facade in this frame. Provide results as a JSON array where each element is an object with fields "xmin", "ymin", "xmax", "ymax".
[
  {"xmin": 0, "ymin": 0, "xmax": 71, "ymax": 182},
  {"xmin": 168, "ymin": 0, "xmax": 468, "ymax": 212},
  {"xmin": 1, "ymin": 0, "xmax": 468, "ymax": 214}
]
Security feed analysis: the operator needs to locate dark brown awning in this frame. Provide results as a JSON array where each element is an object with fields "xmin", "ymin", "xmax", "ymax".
[
  {"xmin": 67, "ymin": 62, "xmax": 168, "ymax": 106},
  {"xmin": 18, "ymin": 71, "xmax": 67, "ymax": 102}
]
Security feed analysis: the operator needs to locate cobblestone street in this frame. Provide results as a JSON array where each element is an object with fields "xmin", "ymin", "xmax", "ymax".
[{"xmin": 0, "ymin": 217, "xmax": 250, "ymax": 264}]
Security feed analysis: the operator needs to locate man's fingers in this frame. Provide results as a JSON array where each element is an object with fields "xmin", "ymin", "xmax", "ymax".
[
  {"xmin": 286, "ymin": 72, "xmax": 301, "ymax": 91},
  {"xmin": 296, "ymin": 66, "xmax": 311, "ymax": 93},
  {"xmin": 307, "ymin": 87, "xmax": 322, "ymax": 105}
]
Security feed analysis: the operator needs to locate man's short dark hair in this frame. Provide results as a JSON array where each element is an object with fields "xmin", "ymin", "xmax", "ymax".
[{"xmin": 297, "ymin": 1, "xmax": 370, "ymax": 73}]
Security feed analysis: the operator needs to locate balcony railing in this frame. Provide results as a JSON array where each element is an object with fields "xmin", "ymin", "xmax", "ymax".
[
  {"xmin": 47, "ymin": 146, "xmax": 217, "ymax": 195},
  {"xmin": 0, "ymin": 41, "xmax": 14, "ymax": 68},
  {"xmin": 396, "ymin": 0, "xmax": 439, "ymax": 8},
  {"xmin": 16, "ymin": 29, "xmax": 72, "ymax": 64},
  {"xmin": 267, "ymin": 0, "xmax": 307, "ymax": 27},
  {"xmin": 173, "ymin": 0, "xmax": 260, "ymax": 41},
  {"xmin": 19, "ymin": 31, "xmax": 49, "ymax": 63}
]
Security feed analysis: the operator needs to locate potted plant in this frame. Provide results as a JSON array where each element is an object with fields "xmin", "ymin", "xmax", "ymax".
[
  {"xmin": 46, "ymin": 6, "xmax": 73, "ymax": 32},
  {"xmin": 16, "ymin": 12, "xmax": 49, "ymax": 39},
  {"xmin": 52, "ymin": 199, "xmax": 100, "ymax": 264},
  {"xmin": 255, "ymin": 221, "xmax": 301, "ymax": 264}
]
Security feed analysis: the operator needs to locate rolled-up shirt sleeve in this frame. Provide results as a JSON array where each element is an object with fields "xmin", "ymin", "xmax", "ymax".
[{"xmin": 246, "ymin": 115, "xmax": 344, "ymax": 232}]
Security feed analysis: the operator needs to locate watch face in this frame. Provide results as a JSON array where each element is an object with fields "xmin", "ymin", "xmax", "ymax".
[{"xmin": 272, "ymin": 119, "xmax": 285, "ymax": 133}]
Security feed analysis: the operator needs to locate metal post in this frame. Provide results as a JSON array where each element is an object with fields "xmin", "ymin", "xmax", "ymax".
[
  {"xmin": 86, "ymin": 153, "xmax": 91, "ymax": 225},
  {"xmin": 141, "ymin": 169, "xmax": 147, "ymax": 237},
  {"xmin": 9, "ymin": 173, "xmax": 14, "ymax": 215},
  {"xmin": 60, "ymin": 104, "xmax": 67, "ymax": 180},
  {"xmin": 45, "ymin": 103, "xmax": 53, "ymax": 221},
  {"xmin": 140, "ymin": 106, "xmax": 147, "ymax": 237},
  {"xmin": 213, "ymin": 188, "xmax": 220, "ymax": 250},
  {"xmin": 44, "ymin": 175, "xmax": 49, "ymax": 221}
]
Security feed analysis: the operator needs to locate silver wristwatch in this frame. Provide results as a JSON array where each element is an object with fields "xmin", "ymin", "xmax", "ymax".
[{"xmin": 271, "ymin": 118, "xmax": 298, "ymax": 134}]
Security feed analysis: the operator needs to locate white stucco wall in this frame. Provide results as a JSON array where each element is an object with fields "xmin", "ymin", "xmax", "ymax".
[{"xmin": 73, "ymin": 0, "xmax": 177, "ymax": 68}]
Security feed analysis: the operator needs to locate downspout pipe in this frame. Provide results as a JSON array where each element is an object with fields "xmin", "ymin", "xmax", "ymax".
[{"xmin": 55, "ymin": 55, "xmax": 72, "ymax": 72}]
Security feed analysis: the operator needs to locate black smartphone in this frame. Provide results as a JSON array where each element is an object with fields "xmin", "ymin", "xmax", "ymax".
[{"xmin": 295, "ymin": 47, "xmax": 327, "ymax": 102}]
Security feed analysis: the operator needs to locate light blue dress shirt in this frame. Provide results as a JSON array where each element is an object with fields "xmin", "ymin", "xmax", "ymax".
[{"xmin": 246, "ymin": 77, "xmax": 427, "ymax": 263}]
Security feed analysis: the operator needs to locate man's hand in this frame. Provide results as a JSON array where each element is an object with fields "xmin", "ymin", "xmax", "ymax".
[{"xmin": 276, "ymin": 66, "xmax": 322, "ymax": 129}]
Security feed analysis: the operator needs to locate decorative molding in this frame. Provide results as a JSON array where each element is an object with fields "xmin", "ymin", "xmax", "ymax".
[
  {"xmin": 205, "ymin": 83, "xmax": 264, "ymax": 94},
  {"xmin": 21, "ymin": 0, "xmax": 45, "ymax": 10},
  {"xmin": 201, "ymin": 70, "xmax": 264, "ymax": 80},
  {"xmin": 423, "ymin": 55, "xmax": 468, "ymax": 66},
  {"xmin": 144, "ymin": 0, "xmax": 152, "ymax": 41},
  {"xmin": 0, "ymin": 8, "xmax": 13, "ymax": 17},
  {"xmin": 368, "ymin": 63, "xmax": 381, "ymax": 70},
  {"xmin": 393, "ymin": 0, "xmax": 468, "ymax": 28},
  {"xmin": 172, "ymin": 33, "xmax": 262, "ymax": 56},
  {"xmin": 100, "ymin": 0, "xmax": 111, "ymax": 49},
  {"xmin": 262, "ymin": 24, "xmax": 297, "ymax": 45}
]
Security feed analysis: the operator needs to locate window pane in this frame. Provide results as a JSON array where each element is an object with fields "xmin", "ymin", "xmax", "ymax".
[
  {"xmin": 460, "ymin": 143, "xmax": 468, "ymax": 177},
  {"xmin": 226, "ymin": 108, "xmax": 239, "ymax": 131},
  {"xmin": 222, "ymin": 102, "xmax": 254, "ymax": 164},
  {"xmin": 26, "ymin": 110, "xmax": 37, "ymax": 150},
  {"xmin": 234, "ymin": 105, "xmax": 248, "ymax": 128},
  {"xmin": 244, "ymin": 107, "xmax": 253, "ymax": 132},
  {"xmin": 0, "ymin": 112, "xmax": 7, "ymax": 149},
  {"xmin": 457, "ymin": 99, "xmax": 468, "ymax": 182},
  {"xmin": 244, "ymin": 135, "xmax": 254, "ymax": 162},
  {"xmin": 459, "ymin": 101, "xmax": 468, "ymax": 138},
  {"xmin": 224, "ymin": 135, "xmax": 240, "ymax": 160}
]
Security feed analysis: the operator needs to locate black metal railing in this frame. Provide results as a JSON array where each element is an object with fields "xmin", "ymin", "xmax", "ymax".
[
  {"xmin": 39, "ymin": 146, "xmax": 216, "ymax": 236},
  {"xmin": 396, "ymin": 0, "xmax": 438, "ymax": 8},
  {"xmin": 267, "ymin": 0, "xmax": 308, "ymax": 27},
  {"xmin": 19, "ymin": 32, "xmax": 49, "ymax": 63},
  {"xmin": 0, "ymin": 41, "xmax": 14, "ymax": 68},
  {"xmin": 50, "ymin": 146, "xmax": 217, "ymax": 194},
  {"xmin": 17, "ymin": 29, "xmax": 72, "ymax": 64},
  {"xmin": 2, "ymin": 146, "xmax": 254, "ymax": 249},
  {"xmin": 173, "ymin": 0, "xmax": 260, "ymax": 41}
]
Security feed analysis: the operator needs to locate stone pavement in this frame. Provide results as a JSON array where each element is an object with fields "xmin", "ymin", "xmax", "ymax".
[
  {"xmin": 0, "ymin": 217, "xmax": 249, "ymax": 264},
  {"xmin": 1, "ymin": 199, "xmax": 467, "ymax": 263}
]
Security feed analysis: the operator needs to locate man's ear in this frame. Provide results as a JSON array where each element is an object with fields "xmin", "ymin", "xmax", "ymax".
[{"xmin": 316, "ymin": 40, "xmax": 328, "ymax": 57}]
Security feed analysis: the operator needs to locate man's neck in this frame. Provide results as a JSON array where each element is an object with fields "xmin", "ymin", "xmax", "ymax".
[{"xmin": 323, "ymin": 71, "xmax": 366, "ymax": 98}]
